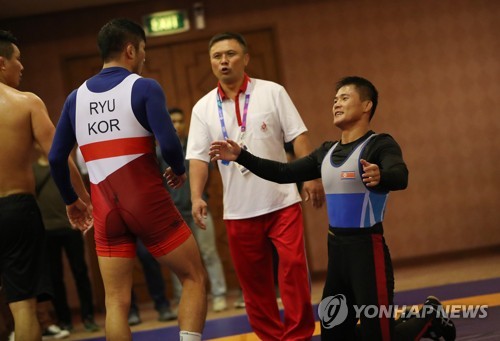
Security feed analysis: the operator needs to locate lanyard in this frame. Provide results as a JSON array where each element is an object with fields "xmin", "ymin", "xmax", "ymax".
[{"xmin": 216, "ymin": 90, "xmax": 251, "ymax": 165}]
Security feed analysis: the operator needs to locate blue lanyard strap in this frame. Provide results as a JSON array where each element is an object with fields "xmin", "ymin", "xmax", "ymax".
[
  {"xmin": 216, "ymin": 91, "xmax": 251, "ymax": 165},
  {"xmin": 240, "ymin": 93, "xmax": 250, "ymax": 132}
]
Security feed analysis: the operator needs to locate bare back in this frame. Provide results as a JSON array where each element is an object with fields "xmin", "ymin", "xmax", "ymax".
[{"xmin": 0, "ymin": 82, "xmax": 55, "ymax": 197}]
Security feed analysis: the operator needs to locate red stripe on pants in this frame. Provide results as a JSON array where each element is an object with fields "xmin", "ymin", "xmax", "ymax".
[{"xmin": 372, "ymin": 234, "xmax": 391, "ymax": 340}]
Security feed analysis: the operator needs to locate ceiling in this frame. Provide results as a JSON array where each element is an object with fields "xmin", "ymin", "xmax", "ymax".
[{"xmin": 1, "ymin": 0, "xmax": 143, "ymax": 20}]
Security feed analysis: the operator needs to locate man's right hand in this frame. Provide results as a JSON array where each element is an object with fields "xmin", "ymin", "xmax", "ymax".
[
  {"xmin": 66, "ymin": 198, "xmax": 93, "ymax": 233},
  {"xmin": 209, "ymin": 139, "xmax": 241, "ymax": 162},
  {"xmin": 192, "ymin": 198, "xmax": 208, "ymax": 230}
]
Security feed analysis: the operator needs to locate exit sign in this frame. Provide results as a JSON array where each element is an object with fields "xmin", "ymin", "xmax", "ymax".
[{"xmin": 143, "ymin": 10, "xmax": 190, "ymax": 37}]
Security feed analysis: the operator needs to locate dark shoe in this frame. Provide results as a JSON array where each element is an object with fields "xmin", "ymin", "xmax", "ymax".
[
  {"xmin": 423, "ymin": 296, "xmax": 456, "ymax": 341},
  {"xmin": 128, "ymin": 311, "xmax": 142, "ymax": 326},
  {"xmin": 58, "ymin": 323, "xmax": 73, "ymax": 332},
  {"xmin": 158, "ymin": 306, "xmax": 178, "ymax": 321},
  {"xmin": 83, "ymin": 318, "xmax": 100, "ymax": 332}
]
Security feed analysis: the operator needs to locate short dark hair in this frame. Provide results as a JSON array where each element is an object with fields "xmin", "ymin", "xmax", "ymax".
[
  {"xmin": 97, "ymin": 18, "xmax": 146, "ymax": 62},
  {"xmin": 168, "ymin": 107, "xmax": 184, "ymax": 116},
  {"xmin": 208, "ymin": 32, "xmax": 248, "ymax": 53},
  {"xmin": 0, "ymin": 30, "xmax": 18, "ymax": 59},
  {"xmin": 336, "ymin": 76, "xmax": 378, "ymax": 120}
]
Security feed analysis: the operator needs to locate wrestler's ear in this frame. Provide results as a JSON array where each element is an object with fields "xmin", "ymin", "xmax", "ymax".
[
  {"xmin": 124, "ymin": 43, "xmax": 135, "ymax": 60},
  {"xmin": 362, "ymin": 100, "xmax": 372, "ymax": 115}
]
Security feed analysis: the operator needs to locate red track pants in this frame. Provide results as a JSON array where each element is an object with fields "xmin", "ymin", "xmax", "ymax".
[{"xmin": 225, "ymin": 203, "xmax": 315, "ymax": 341}]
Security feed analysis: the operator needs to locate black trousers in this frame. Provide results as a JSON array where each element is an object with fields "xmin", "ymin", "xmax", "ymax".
[
  {"xmin": 320, "ymin": 229, "xmax": 433, "ymax": 340},
  {"xmin": 321, "ymin": 229, "xmax": 395, "ymax": 340},
  {"xmin": 46, "ymin": 228, "xmax": 94, "ymax": 324}
]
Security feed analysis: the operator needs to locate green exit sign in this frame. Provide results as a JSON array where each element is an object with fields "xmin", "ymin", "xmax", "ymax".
[{"xmin": 143, "ymin": 10, "xmax": 190, "ymax": 37}]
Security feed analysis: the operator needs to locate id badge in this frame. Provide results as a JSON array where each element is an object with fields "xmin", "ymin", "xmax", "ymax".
[{"xmin": 236, "ymin": 132, "xmax": 250, "ymax": 175}]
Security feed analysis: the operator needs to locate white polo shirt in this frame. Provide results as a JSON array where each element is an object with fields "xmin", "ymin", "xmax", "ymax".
[{"xmin": 187, "ymin": 78, "xmax": 305, "ymax": 219}]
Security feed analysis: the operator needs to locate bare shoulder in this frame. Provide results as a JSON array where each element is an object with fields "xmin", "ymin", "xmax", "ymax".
[
  {"xmin": 16, "ymin": 89, "xmax": 45, "ymax": 109},
  {"xmin": 0, "ymin": 86, "xmax": 44, "ymax": 195},
  {"xmin": 0, "ymin": 84, "xmax": 43, "ymax": 112}
]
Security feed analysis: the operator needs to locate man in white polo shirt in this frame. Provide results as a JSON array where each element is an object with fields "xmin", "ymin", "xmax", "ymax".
[{"xmin": 185, "ymin": 32, "xmax": 324, "ymax": 341}]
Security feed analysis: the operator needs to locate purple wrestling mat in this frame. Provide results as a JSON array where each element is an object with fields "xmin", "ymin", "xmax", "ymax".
[{"xmin": 82, "ymin": 277, "xmax": 500, "ymax": 340}]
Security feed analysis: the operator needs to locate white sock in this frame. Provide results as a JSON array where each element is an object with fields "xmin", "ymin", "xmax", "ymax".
[{"xmin": 179, "ymin": 331, "xmax": 202, "ymax": 341}]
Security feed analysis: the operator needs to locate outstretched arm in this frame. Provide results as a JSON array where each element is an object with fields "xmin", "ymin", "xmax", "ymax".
[
  {"xmin": 210, "ymin": 139, "xmax": 321, "ymax": 184},
  {"xmin": 291, "ymin": 133, "xmax": 326, "ymax": 208},
  {"xmin": 364, "ymin": 134, "xmax": 408, "ymax": 191}
]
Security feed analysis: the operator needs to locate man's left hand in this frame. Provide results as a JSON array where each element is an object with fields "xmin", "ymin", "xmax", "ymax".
[{"xmin": 360, "ymin": 159, "xmax": 381, "ymax": 187}]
